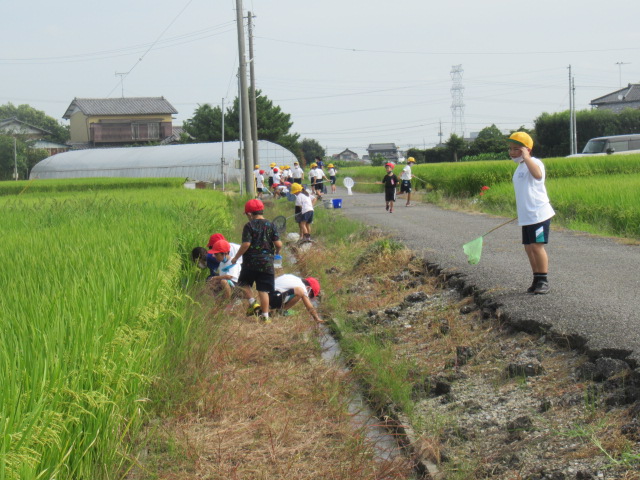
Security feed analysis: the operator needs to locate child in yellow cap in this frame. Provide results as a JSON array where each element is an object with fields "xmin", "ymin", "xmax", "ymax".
[{"xmin": 508, "ymin": 131, "xmax": 555, "ymax": 295}]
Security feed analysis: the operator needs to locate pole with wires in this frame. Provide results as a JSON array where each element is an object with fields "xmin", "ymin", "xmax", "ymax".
[{"xmin": 235, "ymin": 0, "xmax": 254, "ymax": 196}]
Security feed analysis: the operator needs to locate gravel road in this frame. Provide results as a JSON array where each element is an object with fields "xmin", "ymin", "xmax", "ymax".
[{"xmin": 332, "ymin": 189, "xmax": 640, "ymax": 372}]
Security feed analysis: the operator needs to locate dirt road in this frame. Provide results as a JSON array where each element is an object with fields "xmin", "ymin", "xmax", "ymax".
[{"xmin": 334, "ymin": 189, "xmax": 640, "ymax": 374}]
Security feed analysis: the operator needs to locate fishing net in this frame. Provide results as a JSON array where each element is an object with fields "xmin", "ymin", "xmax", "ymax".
[
  {"xmin": 463, "ymin": 236, "xmax": 483, "ymax": 265},
  {"xmin": 272, "ymin": 215, "xmax": 287, "ymax": 234}
]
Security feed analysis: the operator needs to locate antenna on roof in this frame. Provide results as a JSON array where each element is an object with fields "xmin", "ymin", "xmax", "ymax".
[
  {"xmin": 115, "ymin": 72, "xmax": 127, "ymax": 98},
  {"xmin": 615, "ymin": 62, "xmax": 630, "ymax": 88}
]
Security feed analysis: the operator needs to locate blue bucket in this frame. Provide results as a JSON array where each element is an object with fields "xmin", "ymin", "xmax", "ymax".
[{"xmin": 332, "ymin": 198, "xmax": 342, "ymax": 209}]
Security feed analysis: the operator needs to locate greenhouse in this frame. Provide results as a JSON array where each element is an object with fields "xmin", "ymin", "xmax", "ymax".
[{"xmin": 30, "ymin": 140, "xmax": 298, "ymax": 182}]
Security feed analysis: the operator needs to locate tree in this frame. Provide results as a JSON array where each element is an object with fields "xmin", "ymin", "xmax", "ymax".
[
  {"xmin": 182, "ymin": 104, "xmax": 226, "ymax": 142},
  {"xmin": 0, "ymin": 103, "xmax": 69, "ymax": 144},
  {"xmin": 445, "ymin": 134, "xmax": 467, "ymax": 162},
  {"xmin": 471, "ymin": 124, "xmax": 507, "ymax": 156},
  {"xmin": 371, "ymin": 154, "xmax": 387, "ymax": 167},
  {"xmin": 0, "ymin": 136, "xmax": 25, "ymax": 180},
  {"xmin": 223, "ymin": 90, "xmax": 300, "ymax": 153},
  {"xmin": 300, "ymin": 138, "xmax": 324, "ymax": 166}
]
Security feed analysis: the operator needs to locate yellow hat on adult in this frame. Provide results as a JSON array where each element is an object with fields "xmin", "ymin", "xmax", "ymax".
[{"xmin": 508, "ymin": 131, "xmax": 533, "ymax": 150}]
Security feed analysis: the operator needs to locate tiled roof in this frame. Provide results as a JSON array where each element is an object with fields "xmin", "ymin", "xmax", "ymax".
[
  {"xmin": 367, "ymin": 143, "xmax": 397, "ymax": 150},
  {"xmin": 63, "ymin": 97, "xmax": 178, "ymax": 119},
  {"xmin": 591, "ymin": 84, "xmax": 640, "ymax": 105}
]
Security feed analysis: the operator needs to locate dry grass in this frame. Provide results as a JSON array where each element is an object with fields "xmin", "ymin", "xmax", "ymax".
[{"xmin": 128, "ymin": 289, "xmax": 415, "ymax": 479}]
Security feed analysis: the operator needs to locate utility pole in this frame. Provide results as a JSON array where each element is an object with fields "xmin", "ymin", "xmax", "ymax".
[
  {"xmin": 568, "ymin": 65, "xmax": 575, "ymax": 155},
  {"xmin": 221, "ymin": 97, "xmax": 226, "ymax": 191},
  {"xmin": 115, "ymin": 72, "xmax": 127, "ymax": 98},
  {"xmin": 13, "ymin": 136, "xmax": 18, "ymax": 181},
  {"xmin": 247, "ymin": 11, "xmax": 259, "ymax": 167},
  {"xmin": 438, "ymin": 120, "xmax": 443, "ymax": 146},
  {"xmin": 615, "ymin": 62, "xmax": 630, "ymax": 88},
  {"xmin": 572, "ymin": 75, "xmax": 577, "ymax": 155},
  {"xmin": 235, "ymin": 0, "xmax": 254, "ymax": 195}
]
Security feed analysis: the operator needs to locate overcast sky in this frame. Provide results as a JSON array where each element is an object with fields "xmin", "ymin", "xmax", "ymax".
[{"xmin": 3, "ymin": 0, "xmax": 640, "ymax": 155}]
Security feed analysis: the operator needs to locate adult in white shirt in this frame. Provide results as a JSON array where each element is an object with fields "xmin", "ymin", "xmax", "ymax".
[
  {"xmin": 268, "ymin": 273, "xmax": 323, "ymax": 323},
  {"xmin": 400, "ymin": 157, "xmax": 416, "ymax": 206},
  {"xmin": 508, "ymin": 131, "xmax": 555, "ymax": 295}
]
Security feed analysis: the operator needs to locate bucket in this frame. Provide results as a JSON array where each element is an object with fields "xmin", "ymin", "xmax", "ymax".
[
  {"xmin": 323, "ymin": 200, "xmax": 333, "ymax": 209},
  {"xmin": 332, "ymin": 198, "xmax": 342, "ymax": 209}
]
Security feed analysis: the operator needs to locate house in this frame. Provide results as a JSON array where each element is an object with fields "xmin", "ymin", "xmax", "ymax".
[
  {"xmin": 332, "ymin": 148, "xmax": 359, "ymax": 161},
  {"xmin": 63, "ymin": 97, "xmax": 177, "ymax": 148},
  {"xmin": 590, "ymin": 84, "xmax": 640, "ymax": 113},
  {"xmin": 367, "ymin": 143, "xmax": 399, "ymax": 163},
  {"xmin": 0, "ymin": 117, "xmax": 51, "ymax": 140}
]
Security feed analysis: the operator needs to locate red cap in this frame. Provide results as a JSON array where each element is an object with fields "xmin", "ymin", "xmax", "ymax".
[
  {"xmin": 208, "ymin": 233, "xmax": 226, "ymax": 249},
  {"xmin": 211, "ymin": 239, "xmax": 231, "ymax": 254},
  {"xmin": 384, "ymin": 162, "xmax": 395, "ymax": 168},
  {"xmin": 244, "ymin": 199, "xmax": 264, "ymax": 214},
  {"xmin": 273, "ymin": 167, "xmax": 279, "ymax": 173},
  {"xmin": 259, "ymin": 169, "xmax": 265, "ymax": 174},
  {"xmin": 305, "ymin": 277, "xmax": 320, "ymax": 297}
]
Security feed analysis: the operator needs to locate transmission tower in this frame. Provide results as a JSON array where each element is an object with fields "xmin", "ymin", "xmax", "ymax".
[{"xmin": 450, "ymin": 65, "xmax": 466, "ymax": 138}]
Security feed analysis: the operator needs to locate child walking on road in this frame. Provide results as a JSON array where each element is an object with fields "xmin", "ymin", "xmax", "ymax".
[
  {"xmin": 400, "ymin": 157, "xmax": 416, "ymax": 206},
  {"xmin": 508, "ymin": 131, "xmax": 555, "ymax": 295},
  {"xmin": 378, "ymin": 162, "xmax": 399, "ymax": 213},
  {"xmin": 231, "ymin": 199, "xmax": 283, "ymax": 322}
]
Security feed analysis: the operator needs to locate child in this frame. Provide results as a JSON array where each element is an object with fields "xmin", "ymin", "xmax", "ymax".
[
  {"xmin": 327, "ymin": 163, "xmax": 337, "ymax": 193},
  {"xmin": 378, "ymin": 162, "xmax": 399, "ymax": 213},
  {"xmin": 313, "ymin": 164, "xmax": 329, "ymax": 199},
  {"xmin": 268, "ymin": 163, "xmax": 276, "ymax": 189},
  {"xmin": 230, "ymin": 199, "xmax": 283, "ymax": 322},
  {"xmin": 268, "ymin": 274, "xmax": 323, "ymax": 323},
  {"xmin": 508, "ymin": 131, "xmax": 555, "ymax": 295},
  {"xmin": 256, "ymin": 169, "xmax": 266, "ymax": 199},
  {"xmin": 308, "ymin": 163, "xmax": 317, "ymax": 192},
  {"xmin": 291, "ymin": 182, "xmax": 315, "ymax": 242},
  {"xmin": 291, "ymin": 161, "xmax": 304, "ymax": 184},
  {"xmin": 400, "ymin": 157, "xmax": 416, "ymax": 206},
  {"xmin": 208, "ymin": 239, "xmax": 242, "ymax": 298}
]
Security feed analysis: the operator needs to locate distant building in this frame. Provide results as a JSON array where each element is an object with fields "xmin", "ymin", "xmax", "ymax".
[
  {"xmin": 590, "ymin": 84, "xmax": 640, "ymax": 113},
  {"xmin": 0, "ymin": 117, "xmax": 70, "ymax": 156},
  {"xmin": 367, "ymin": 143, "xmax": 398, "ymax": 163},
  {"xmin": 63, "ymin": 97, "xmax": 177, "ymax": 148},
  {"xmin": 332, "ymin": 148, "xmax": 359, "ymax": 161}
]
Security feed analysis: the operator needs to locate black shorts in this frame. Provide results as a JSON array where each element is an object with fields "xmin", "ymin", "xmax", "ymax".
[
  {"xmin": 522, "ymin": 219, "xmax": 551, "ymax": 245},
  {"xmin": 293, "ymin": 178, "xmax": 302, "ymax": 184},
  {"xmin": 330, "ymin": 176, "xmax": 336, "ymax": 185},
  {"xmin": 268, "ymin": 288, "xmax": 295, "ymax": 309},
  {"xmin": 298, "ymin": 211, "xmax": 313, "ymax": 224},
  {"xmin": 237, "ymin": 267, "xmax": 275, "ymax": 292},
  {"xmin": 385, "ymin": 189, "xmax": 396, "ymax": 202},
  {"xmin": 268, "ymin": 178, "xmax": 274, "ymax": 187},
  {"xmin": 400, "ymin": 180, "xmax": 412, "ymax": 193},
  {"xmin": 315, "ymin": 181, "xmax": 323, "ymax": 190}
]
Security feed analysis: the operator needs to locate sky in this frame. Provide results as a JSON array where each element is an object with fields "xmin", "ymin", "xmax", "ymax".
[{"xmin": 3, "ymin": 0, "xmax": 640, "ymax": 156}]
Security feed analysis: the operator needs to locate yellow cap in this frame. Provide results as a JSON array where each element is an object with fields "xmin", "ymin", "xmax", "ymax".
[
  {"xmin": 290, "ymin": 183, "xmax": 303, "ymax": 194},
  {"xmin": 508, "ymin": 132, "xmax": 533, "ymax": 150},
  {"xmin": 270, "ymin": 162, "xmax": 276, "ymax": 167},
  {"xmin": 328, "ymin": 164, "xmax": 334, "ymax": 168},
  {"xmin": 407, "ymin": 157, "xmax": 416, "ymax": 163},
  {"xmin": 310, "ymin": 163, "xmax": 317, "ymax": 168},
  {"xmin": 254, "ymin": 164, "xmax": 260, "ymax": 169}
]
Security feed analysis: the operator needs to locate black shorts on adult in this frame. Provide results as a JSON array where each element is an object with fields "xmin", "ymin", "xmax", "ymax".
[
  {"xmin": 237, "ymin": 267, "xmax": 275, "ymax": 292},
  {"xmin": 521, "ymin": 218, "xmax": 551, "ymax": 245},
  {"xmin": 385, "ymin": 189, "xmax": 396, "ymax": 202},
  {"xmin": 400, "ymin": 180, "xmax": 412, "ymax": 193}
]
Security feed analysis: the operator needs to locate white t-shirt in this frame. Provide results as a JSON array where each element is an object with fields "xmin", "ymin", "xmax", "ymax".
[
  {"xmin": 295, "ymin": 192, "xmax": 314, "ymax": 214},
  {"xmin": 314, "ymin": 168, "xmax": 325, "ymax": 180},
  {"xmin": 215, "ymin": 242, "xmax": 242, "ymax": 282},
  {"xmin": 273, "ymin": 172, "xmax": 281, "ymax": 184},
  {"xmin": 274, "ymin": 274, "xmax": 307, "ymax": 295},
  {"xmin": 309, "ymin": 167, "xmax": 316, "ymax": 180},
  {"xmin": 291, "ymin": 166, "xmax": 303, "ymax": 178},
  {"xmin": 328, "ymin": 168, "xmax": 336, "ymax": 176},
  {"xmin": 512, "ymin": 157, "xmax": 555, "ymax": 226},
  {"xmin": 256, "ymin": 174, "xmax": 264, "ymax": 189},
  {"xmin": 401, "ymin": 165, "xmax": 412, "ymax": 181}
]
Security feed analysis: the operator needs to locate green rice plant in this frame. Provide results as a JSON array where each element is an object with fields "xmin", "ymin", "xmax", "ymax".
[
  {"xmin": 0, "ymin": 186, "xmax": 230, "ymax": 479},
  {"xmin": 0, "ymin": 177, "xmax": 185, "ymax": 196}
]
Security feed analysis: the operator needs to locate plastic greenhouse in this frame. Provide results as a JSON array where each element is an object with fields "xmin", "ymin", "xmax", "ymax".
[{"xmin": 30, "ymin": 141, "xmax": 298, "ymax": 182}]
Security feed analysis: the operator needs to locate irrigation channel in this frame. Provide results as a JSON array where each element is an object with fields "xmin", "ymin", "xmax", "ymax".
[{"xmin": 287, "ymin": 240, "xmax": 427, "ymax": 479}]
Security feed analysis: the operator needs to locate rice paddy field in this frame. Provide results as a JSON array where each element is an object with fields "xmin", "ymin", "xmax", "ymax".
[
  {"xmin": 0, "ymin": 179, "xmax": 231, "ymax": 479},
  {"xmin": 339, "ymin": 153, "xmax": 640, "ymax": 239}
]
